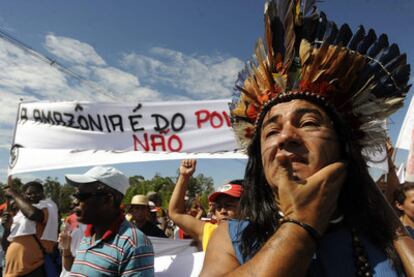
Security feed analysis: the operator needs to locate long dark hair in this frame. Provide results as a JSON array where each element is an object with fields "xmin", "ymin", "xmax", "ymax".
[{"xmin": 238, "ymin": 99, "xmax": 403, "ymax": 274}]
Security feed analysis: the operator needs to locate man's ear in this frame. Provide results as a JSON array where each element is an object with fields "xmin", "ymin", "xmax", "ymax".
[{"xmin": 395, "ymin": 201, "xmax": 404, "ymax": 212}]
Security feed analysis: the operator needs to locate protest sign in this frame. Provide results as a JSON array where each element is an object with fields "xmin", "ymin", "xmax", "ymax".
[{"xmin": 9, "ymin": 99, "xmax": 246, "ymax": 174}]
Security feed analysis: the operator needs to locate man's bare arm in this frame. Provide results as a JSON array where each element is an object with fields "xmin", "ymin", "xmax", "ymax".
[
  {"xmin": 168, "ymin": 160, "xmax": 205, "ymax": 242},
  {"xmin": 4, "ymin": 177, "xmax": 44, "ymax": 222},
  {"xmin": 201, "ymin": 222, "xmax": 316, "ymax": 277}
]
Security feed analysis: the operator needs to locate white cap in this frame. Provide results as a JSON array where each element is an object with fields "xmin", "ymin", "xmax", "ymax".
[
  {"xmin": 148, "ymin": 201, "xmax": 157, "ymax": 212},
  {"xmin": 65, "ymin": 166, "xmax": 129, "ymax": 195}
]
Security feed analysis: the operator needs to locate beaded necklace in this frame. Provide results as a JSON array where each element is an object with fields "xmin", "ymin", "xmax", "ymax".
[{"xmin": 351, "ymin": 228, "xmax": 373, "ymax": 277}]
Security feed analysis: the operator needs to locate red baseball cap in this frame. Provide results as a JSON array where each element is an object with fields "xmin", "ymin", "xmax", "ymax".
[{"xmin": 208, "ymin": 184, "xmax": 243, "ymax": 202}]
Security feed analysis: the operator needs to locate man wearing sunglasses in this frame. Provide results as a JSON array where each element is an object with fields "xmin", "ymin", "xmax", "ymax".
[{"xmin": 65, "ymin": 166, "xmax": 154, "ymax": 276}]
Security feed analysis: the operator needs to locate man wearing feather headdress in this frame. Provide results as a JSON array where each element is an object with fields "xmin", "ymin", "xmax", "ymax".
[{"xmin": 201, "ymin": 0, "xmax": 414, "ymax": 276}]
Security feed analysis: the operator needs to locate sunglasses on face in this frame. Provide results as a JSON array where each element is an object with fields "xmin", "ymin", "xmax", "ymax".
[{"xmin": 72, "ymin": 192, "xmax": 110, "ymax": 201}]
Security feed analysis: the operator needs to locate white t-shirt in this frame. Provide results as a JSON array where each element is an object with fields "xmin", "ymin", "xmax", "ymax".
[{"xmin": 8, "ymin": 198, "xmax": 58, "ymax": 242}]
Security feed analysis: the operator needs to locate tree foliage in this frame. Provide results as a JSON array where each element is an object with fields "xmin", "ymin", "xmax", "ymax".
[
  {"xmin": 123, "ymin": 172, "xmax": 214, "ymax": 210},
  {"xmin": 0, "ymin": 177, "xmax": 24, "ymax": 203}
]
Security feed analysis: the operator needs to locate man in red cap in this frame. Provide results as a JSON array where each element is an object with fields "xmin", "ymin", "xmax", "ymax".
[{"xmin": 169, "ymin": 159, "xmax": 243, "ymax": 251}]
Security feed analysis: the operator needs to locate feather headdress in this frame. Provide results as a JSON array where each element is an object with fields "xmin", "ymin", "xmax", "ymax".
[{"xmin": 230, "ymin": 0, "xmax": 410, "ymax": 160}]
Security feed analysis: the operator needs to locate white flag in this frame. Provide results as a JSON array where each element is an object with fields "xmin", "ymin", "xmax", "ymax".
[
  {"xmin": 396, "ymin": 95, "xmax": 414, "ymax": 150},
  {"xmin": 397, "ymin": 163, "xmax": 405, "ymax": 184}
]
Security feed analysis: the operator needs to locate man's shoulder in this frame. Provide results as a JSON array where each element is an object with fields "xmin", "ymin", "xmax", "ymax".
[
  {"xmin": 34, "ymin": 198, "xmax": 57, "ymax": 210},
  {"xmin": 117, "ymin": 219, "xmax": 153, "ymax": 249}
]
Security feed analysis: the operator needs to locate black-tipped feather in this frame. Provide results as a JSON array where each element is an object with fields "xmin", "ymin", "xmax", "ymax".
[
  {"xmin": 367, "ymin": 34, "xmax": 389, "ymax": 57},
  {"xmin": 315, "ymin": 12, "xmax": 327, "ymax": 42},
  {"xmin": 348, "ymin": 25, "xmax": 365, "ymax": 50},
  {"xmin": 356, "ymin": 29, "xmax": 376, "ymax": 54},
  {"xmin": 334, "ymin": 24, "xmax": 353, "ymax": 46},
  {"xmin": 323, "ymin": 21, "xmax": 338, "ymax": 44}
]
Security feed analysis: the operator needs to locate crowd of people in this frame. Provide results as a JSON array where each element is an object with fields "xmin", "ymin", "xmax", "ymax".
[
  {"xmin": 0, "ymin": 160, "xmax": 244, "ymax": 277},
  {"xmin": 0, "ymin": 157, "xmax": 413, "ymax": 276},
  {"xmin": 2, "ymin": 0, "xmax": 414, "ymax": 276}
]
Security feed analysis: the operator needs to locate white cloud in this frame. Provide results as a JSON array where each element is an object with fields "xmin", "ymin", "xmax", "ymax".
[
  {"xmin": 44, "ymin": 34, "xmax": 106, "ymax": 66},
  {"xmin": 92, "ymin": 66, "xmax": 161, "ymax": 101},
  {"xmin": 121, "ymin": 47, "xmax": 244, "ymax": 99},
  {"xmin": 0, "ymin": 126, "xmax": 13, "ymax": 149},
  {"xmin": 0, "ymin": 34, "xmax": 242, "ymax": 155},
  {"xmin": 0, "ymin": 32, "xmax": 245, "ymax": 182}
]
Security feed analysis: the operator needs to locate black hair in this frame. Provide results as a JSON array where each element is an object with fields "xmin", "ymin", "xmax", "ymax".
[
  {"xmin": 228, "ymin": 179, "xmax": 244, "ymax": 187},
  {"xmin": 22, "ymin": 181, "xmax": 44, "ymax": 193},
  {"xmin": 147, "ymin": 192, "xmax": 162, "ymax": 204},
  {"xmin": 238, "ymin": 97, "xmax": 403, "ymax": 275},
  {"xmin": 394, "ymin": 182, "xmax": 414, "ymax": 207}
]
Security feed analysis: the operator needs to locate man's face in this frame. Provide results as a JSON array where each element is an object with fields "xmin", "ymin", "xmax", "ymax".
[
  {"xmin": 260, "ymin": 100, "xmax": 341, "ymax": 184},
  {"xmin": 72, "ymin": 183, "xmax": 110, "ymax": 225},
  {"xmin": 24, "ymin": 186, "xmax": 44, "ymax": 204},
  {"xmin": 130, "ymin": 205, "xmax": 149, "ymax": 224},
  {"xmin": 214, "ymin": 195, "xmax": 240, "ymax": 222}
]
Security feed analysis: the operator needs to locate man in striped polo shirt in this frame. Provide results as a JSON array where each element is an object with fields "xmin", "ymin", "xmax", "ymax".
[{"xmin": 65, "ymin": 166, "xmax": 154, "ymax": 276}]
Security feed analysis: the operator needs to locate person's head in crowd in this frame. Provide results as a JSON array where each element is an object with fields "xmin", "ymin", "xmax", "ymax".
[
  {"xmin": 225, "ymin": 0, "xmax": 411, "ymax": 271},
  {"xmin": 184, "ymin": 197, "xmax": 204, "ymax": 218},
  {"xmin": 65, "ymin": 166, "xmax": 128, "ymax": 225},
  {"xmin": 207, "ymin": 180, "xmax": 243, "ymax": 222},
  {"xmin": 208, "ymin": 202, "xmax": 215, "ymax": 213},
  {"xmin": 147, "ymin": 191, "xmax": 162, "ymax": 207},
  {"xmin": 129, "ymin": 194, "xmax": 151, "ymax": 226},
  {"xmin": 394, "ymin": 182, "xmax": 414, "ymax": 226},
  {"xmin": 148, "ymin": 201, "xmax": 158, "ymax": 223},
  {"xmin": 22, "ymin": 181, "xmax": 45, "ymax": 204}
]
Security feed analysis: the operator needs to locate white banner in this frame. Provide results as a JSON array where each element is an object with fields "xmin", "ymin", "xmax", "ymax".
[
  {"xmin": 152, "ymin": 236, "xmax": 203, "ymax": 276},
  {"xmin": 155, "ymin": 252, "xmax": 204, "ymax": 277},
  {"xmin": 9, "ymin": 100, "xmax": 246, "ymax": 174},
  {"xmin": 396, "ymin": 95, "xmax": 414, "ymax": 150}
]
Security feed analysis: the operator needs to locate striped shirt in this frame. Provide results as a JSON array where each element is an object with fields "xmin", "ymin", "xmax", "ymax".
[{"xmin": 70, "ymin": 217, "xmax": 154, "ymax": 277}]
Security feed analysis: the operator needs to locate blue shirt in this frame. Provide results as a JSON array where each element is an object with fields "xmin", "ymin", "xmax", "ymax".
[
  {"xmin": 70, "ymin": 217, "xmax": 154, "ymax": 277},
  {"xmin": 228, "ymin": 220, "xmax": 402, "ymax": 277}
]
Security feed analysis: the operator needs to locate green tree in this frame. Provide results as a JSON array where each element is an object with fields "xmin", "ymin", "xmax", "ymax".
[
  {"xmin": 123, "ymin": 175, "xmax": 146, "ymax": 204},
  {"xmin": 59, "ymin": 184, "xmax": 76, "ymax": 214},
  {"xmin": 0, "ymin": 177, "xmax": 24, "ymax": 204},
  {"xmin": 43, "ymin": 177, "xmax": 61, "ymax": 204}
]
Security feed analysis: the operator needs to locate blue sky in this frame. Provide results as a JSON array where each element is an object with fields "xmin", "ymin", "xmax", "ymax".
[{"xmin": 0, "ymin": 0, "xmax": 413, "ymax": 187}]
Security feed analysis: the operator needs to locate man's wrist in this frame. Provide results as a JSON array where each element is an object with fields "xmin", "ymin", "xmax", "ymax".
[
  {"xmin": 179, "ymin": 173, "xmax": 192, "ymax": 179},
  {"xmin": 278, "ymin": 221, "xmax": 317, "ymax": 244},
  {"xmin": 279, "ymin": 218, "xmax": 321, "ymax": 242}
]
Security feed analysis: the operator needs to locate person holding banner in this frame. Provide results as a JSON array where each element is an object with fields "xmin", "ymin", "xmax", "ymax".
[
  {"xmin": 169, "ymin": 159, "xmax": 243, "ymax": 251},
  {"xmin": 201, "ymin": 0, "xmax": 414, "ymax": 276},
  {"xmin": 2, "ymin": 179, "xmax": 59, "ymax": 277}
]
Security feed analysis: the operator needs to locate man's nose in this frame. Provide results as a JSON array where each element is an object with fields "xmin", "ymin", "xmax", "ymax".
[{"xmin": 275, "ymin": 124, "xmax": 301, "ymax": 149}]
